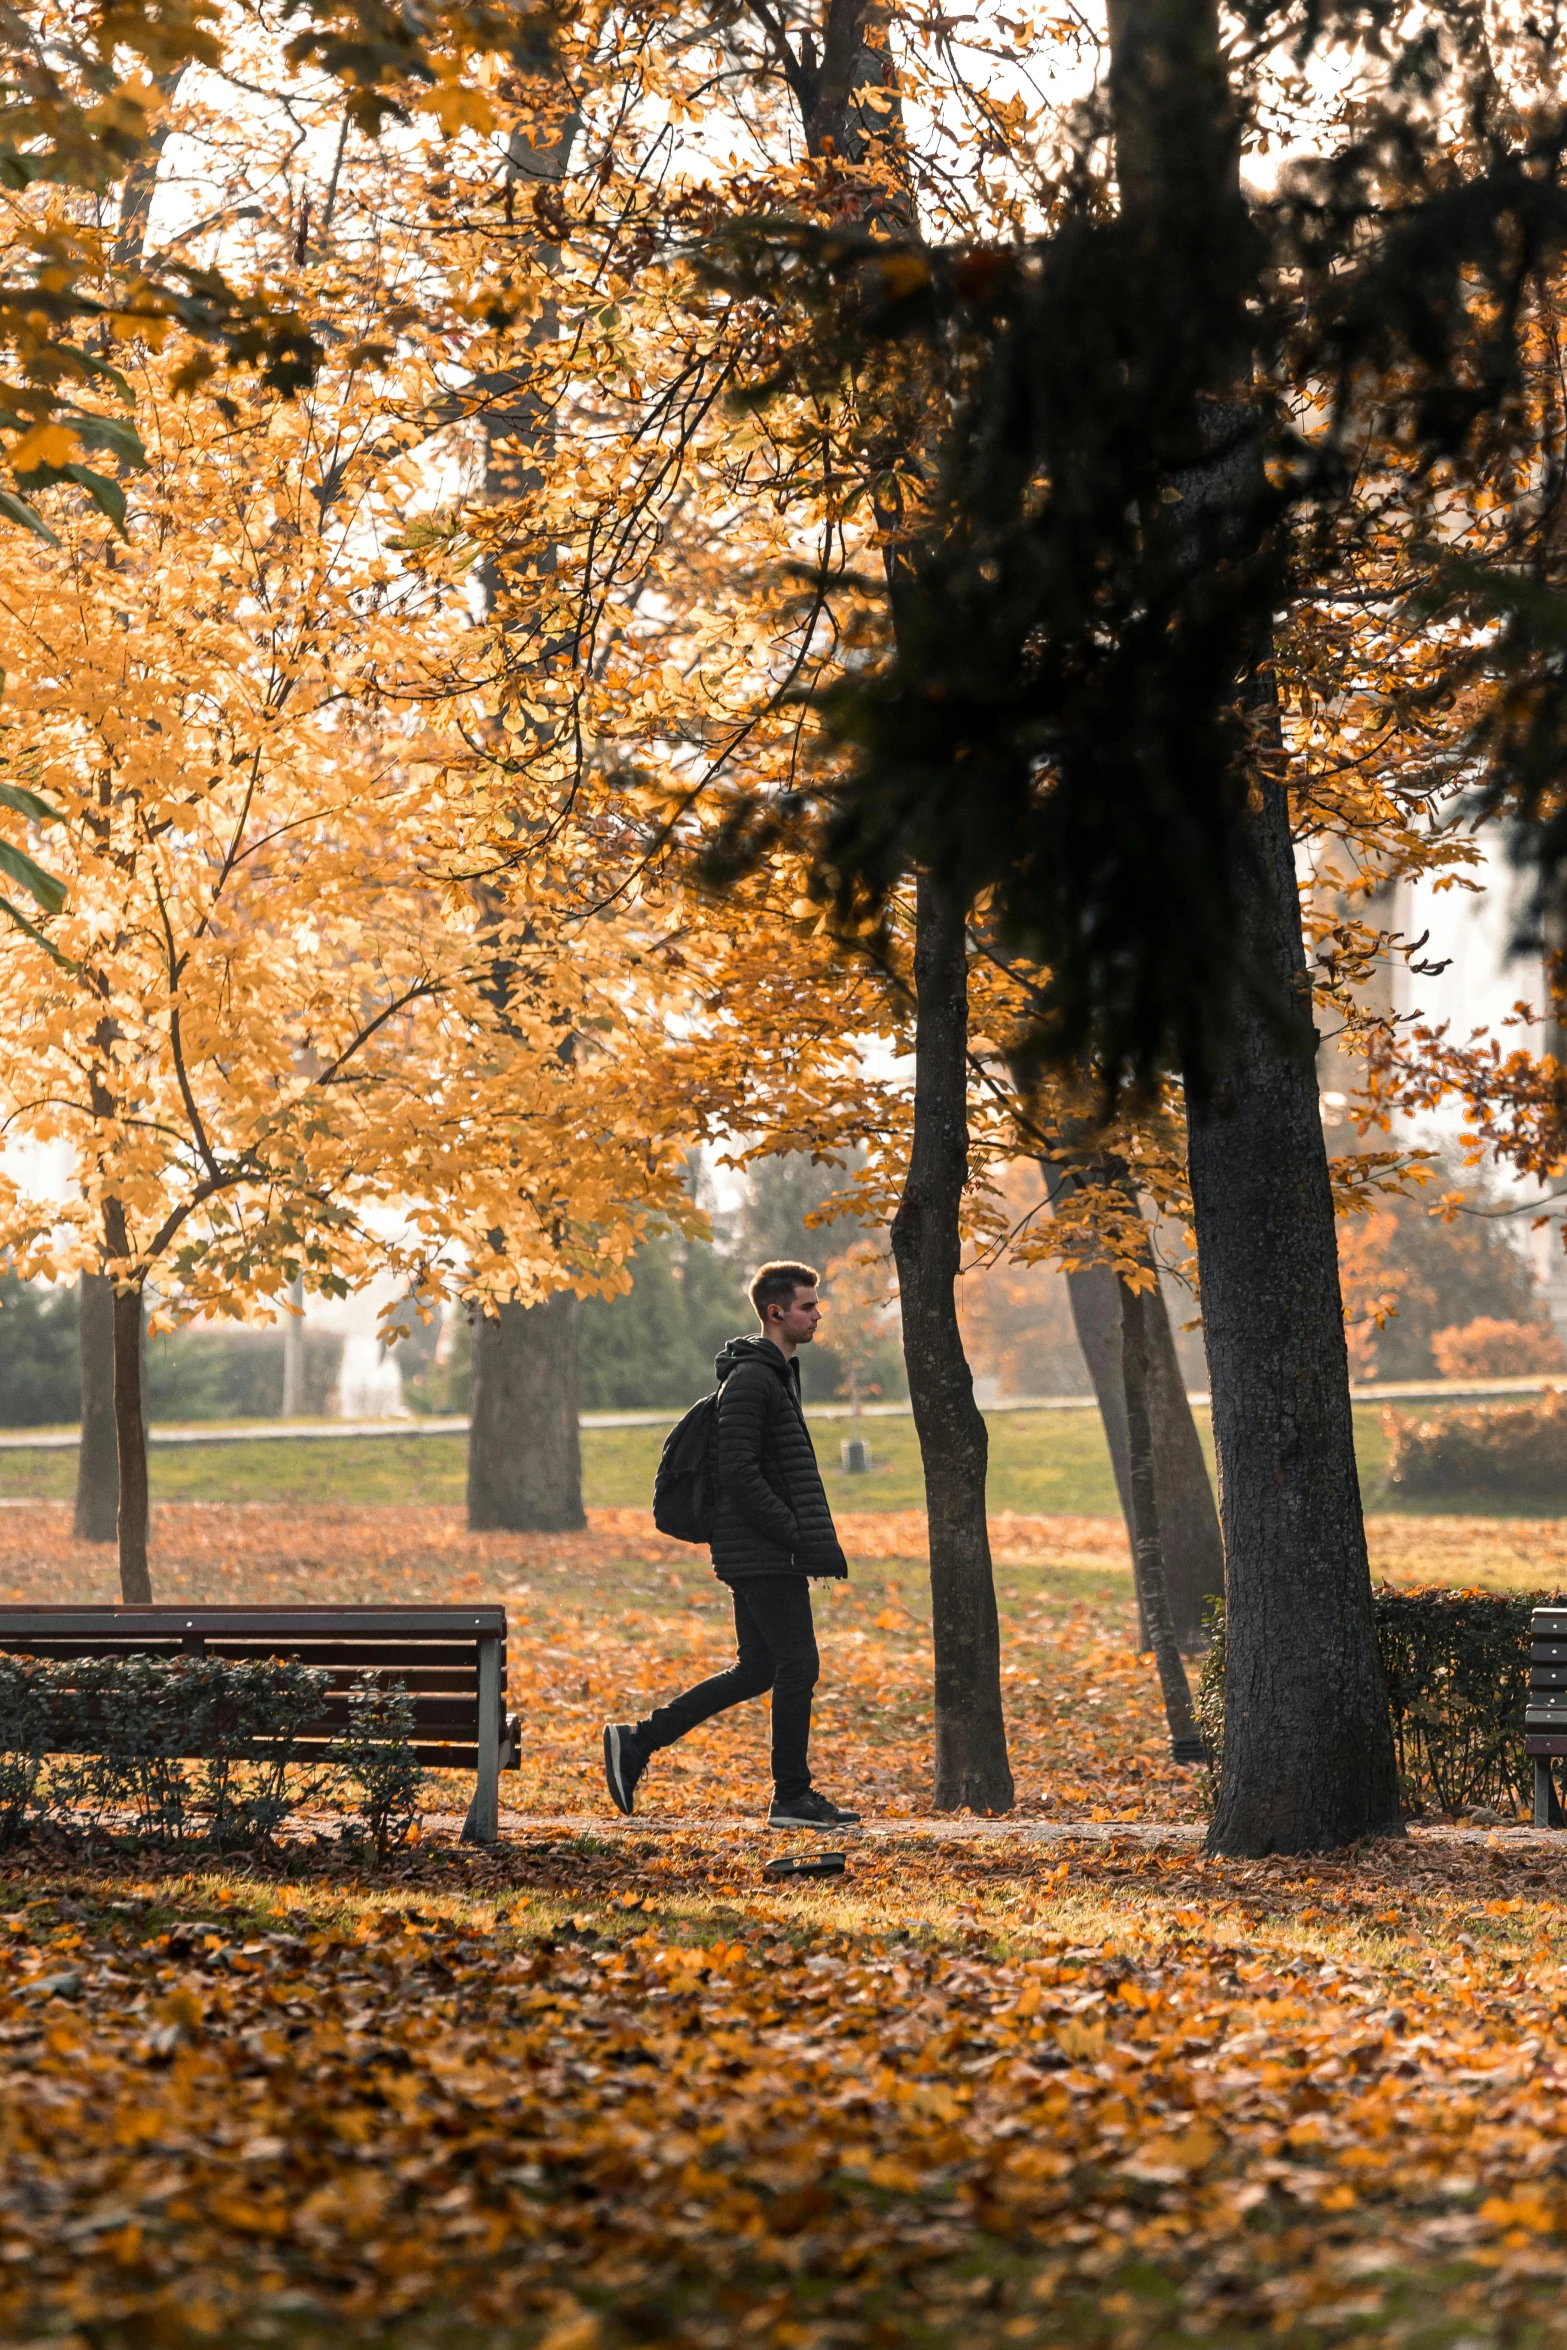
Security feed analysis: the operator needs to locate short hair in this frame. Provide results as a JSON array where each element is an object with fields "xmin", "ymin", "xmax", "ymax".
[{"xmin": 749, "ymin": 1260, "xmax": 819, "ymax": 1320}]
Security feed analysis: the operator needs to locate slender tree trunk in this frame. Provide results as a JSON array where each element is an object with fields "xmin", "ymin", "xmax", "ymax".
[
  {"xmin": 281, "ymin": 1271, "xmax": 305, "ymax": 1418},
  {"xmin": 1191, "ymin": 720, "xmax": 1401, "ymax": 1853},
  {"xmin": 100, "ymin": 1198, "xmax": 150, "ymax": 1601},
  {"xmin": 111, "ymin": 1280, "xmax": 151, "ymax": 1604},
  {"xmin": 467, "ymin": 1291, "xmax": 586, "ymax": 1532},
  {"xmin": 1060, "ymin": 1259, "xmax": 1147, "ymax": 1647},
  {"xmin": 891, "ymin": 874, "xmax": 1014, "ymax": 1811},
  {"xmin": 111, "ymin": 67, "xmax": 184, "ymax": 271},
  {"xmin": 1062, "ymin": 1262, "xmax": 1136, "ymax": 1523},
  {"xmin": 73, "ymin": 1271, "xmax": 119, "ymax": 1543},
  {"xmin": 1045, "ymin": 1164, "xmax": 1224, "ymax": 1650},
  {"xmin": 1143, "ymin": 1281, "xmax": 1224, "ymax": 1649},
  {"xmin": 758, "ymin": 0, "xmax": 1009, "ymax": 1801},
  {"xmin": 1119, "ymin": 1277, "xmax": 1203, "ymax": 1759}
]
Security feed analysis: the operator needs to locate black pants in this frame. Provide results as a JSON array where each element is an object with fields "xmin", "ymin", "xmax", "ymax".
[{"xmin": 635, "ymin": 1576, "xmax": 818, "ymax": 1802}]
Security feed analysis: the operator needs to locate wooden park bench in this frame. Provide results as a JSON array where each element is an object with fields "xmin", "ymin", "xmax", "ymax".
[
  {"xmin": 0, "ymin": 1605, "xmax": 520, "ymax": 1844},
  {"xmin": 1527, "ymin": 1604, "xmax": 1567, "ymax": 1827}
]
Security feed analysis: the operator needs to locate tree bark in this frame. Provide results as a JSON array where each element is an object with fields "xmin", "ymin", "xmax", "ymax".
[
  {"xmin": 1046, "ymin": 1166, "xmax": 1224, "ymax": 1651},
  {"xmin": 891, "ymin": 874, "xmax": 1014, "ymax": 1811},
  {"xmin": 111, "ymin": 68, "xmax": 185, "ymax": 271},
  {"xmin": 467, "ymin": 1291, "xmax": 586, "ymax": 1532},
  {"xmin": 1119, "ymin": 1277, "xmax": 1203, "ymax": 1760},
  {"xmin": 1062, "ymin": 1261, "xmax": 1135, "ymax": 1524},
  {"xmin": 111, "ymin": 1280, "xmax": 151, "ymax": 1604},
  {"xmin": 281, "ymin": 1270, "xmax": 305, "ymax": 1418},
  {"xmin": 755, "ymin": 0, "xmax": 1010, "ymax": 1804},
  {"xmin": 1099, "ymin": 0, "xmax": 1398, "ymax": 1848},
  {"xmin": 1191, "ymin": 733, "xmax": 1401, "ymax": 1853},
  {"xmin": 73, "ymin": 1271, "xmax": 119, "ymax": 1544},
  {"xmin": 1144, "ymin": 1279, "xmax": 1224, "ymax": 1650},
  {"xmin": 459, "ymin": 100, "xmax": 589, "ymax": 1526}
]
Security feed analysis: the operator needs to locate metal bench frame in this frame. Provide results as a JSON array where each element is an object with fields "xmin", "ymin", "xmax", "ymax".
[
  {"xmin": 0, "ymin": 1605, "xmax": 519, "ymax": 1844},
  {"xmin": 1526, "ymin": 1605, "xmax": 1567, "ymax": 1828}
]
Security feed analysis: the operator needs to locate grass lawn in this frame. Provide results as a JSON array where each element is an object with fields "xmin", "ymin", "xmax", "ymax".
[{"xmin": 0, "ymin": 1399, "xmax": 1431, "ymax": 1512}]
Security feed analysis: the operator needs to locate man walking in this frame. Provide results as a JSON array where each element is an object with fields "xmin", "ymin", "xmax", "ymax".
[{"xmin": 603, "ymin": 1260, "xmax": 860, "ymax": 1828}]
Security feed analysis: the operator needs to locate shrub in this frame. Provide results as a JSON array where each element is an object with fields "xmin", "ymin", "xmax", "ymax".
[
  {"xmin": 334, "ymin": 1672, "xmax": 427, "ymax": 1860},
  {"xmin": 1431, "ymin": 1317, "xmax": 1567, "ymax": 1379},
  {"xmin": 1197, "ymin": 1588, "xmax": 1553, "ymax": 1817},
  {"xmin": 1384, "ymin": 1391, "xmax": 1567, "ymax": 1502},
  {"xmin": 0, "ymin": 1653, "xmax": 426, "ymax": 1850}
]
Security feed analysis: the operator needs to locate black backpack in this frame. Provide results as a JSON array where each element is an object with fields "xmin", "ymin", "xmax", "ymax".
[{"xmin": 652, "ymin": 1389, "xmax": 720, "ymax": 1543}]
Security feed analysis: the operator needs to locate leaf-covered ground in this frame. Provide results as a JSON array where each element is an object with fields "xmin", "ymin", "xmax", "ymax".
[
  {"xmin": 0, "ymin": 1503, "xmax": 1559, "ymax": 1822},
  {"xmin": 0, "ymin": 1826, "xmax": 1564, "ymax": 2349},
  {"xmin": 0, "ymin": 1504, "xmax": 1561, "ymax": 2349},
  {"xmin": 0, "ymin": 1502, "xmax": 1188, "ymax": 1823}
]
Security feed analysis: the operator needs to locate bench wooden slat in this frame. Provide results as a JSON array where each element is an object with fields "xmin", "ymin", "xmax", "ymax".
[
  {"xmin": 7, "ymin": 1662, "xmax": 491, "ymax": 1696},
  {"xmin": 288, "ymin": 1738, "xmax": 519, "ymax": 1771},
  {"xmin": 0, "ymin": 1642, "xmax": 503, "ymax": 1675},
  {"xmin": 24, "ymin": 1697, "xmax": 483, "ymax": 1728},
  {"xmin": 307, "ymin": 1699, "xmax": 482, "ymax": 1731},
  {"xmin": 17, "ymin": 1741, "xmax": 521, "ymax": 1771},
  {"xmin": 293, "ymin": 1668, "xmax": 482, "ymax": 1694},
  {"xmin": 0, "ymin": 1607, "xmax": 506, "ymax": 1635}
]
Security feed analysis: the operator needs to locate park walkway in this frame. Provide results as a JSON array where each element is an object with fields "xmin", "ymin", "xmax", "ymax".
[{"xmin": 437, "ymin": 1811, "xmax": 1558, "ymax": 1849}]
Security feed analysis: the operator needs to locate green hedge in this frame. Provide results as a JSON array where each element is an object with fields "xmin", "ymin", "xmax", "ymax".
[
  {"xmin": 0, "ymin": 1654, "xmax": 427, "ymax": 1851},
  {"xmin": 1384, "ymin": 1393, "xmax": 1567, "ymax": 1503},
  {"xmin": 1197, "ymin": 1588, "xmax": 1552, "ymax": 1818}
]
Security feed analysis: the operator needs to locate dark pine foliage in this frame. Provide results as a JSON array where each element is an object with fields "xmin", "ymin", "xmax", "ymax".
[{"xmin": 699, "ymin": 9, "xmax": 1567, "ymax": 1099}]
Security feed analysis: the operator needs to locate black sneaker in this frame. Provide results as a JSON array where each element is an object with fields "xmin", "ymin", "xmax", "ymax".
[
  {"xmin": 603, "ymin": 1723, "xmax": 648, "ymax": 1816},
  {"xmin": 767, "ymin": 1789, "xmax": 861, "ymax": 1829}
]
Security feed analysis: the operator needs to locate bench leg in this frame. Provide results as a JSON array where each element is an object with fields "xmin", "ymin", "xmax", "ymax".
[
  {"xmin": 1536, "ymin": 1757, "xmax": 1556, "ymax": 1828},
  {"xmin": 461, "ymin": 1634, "xmax": 502, "ymax": 1847}
]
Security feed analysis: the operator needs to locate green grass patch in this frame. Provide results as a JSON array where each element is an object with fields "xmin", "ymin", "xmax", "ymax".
[{"xmin": 0, "ymin": 1398, "xmax": 1519, "ymax": 1517}]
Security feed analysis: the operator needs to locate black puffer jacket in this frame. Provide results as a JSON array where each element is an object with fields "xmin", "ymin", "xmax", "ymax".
[{"xmin": 708, "ymin": 1335, "xmax": 848, "ymax": 1581}]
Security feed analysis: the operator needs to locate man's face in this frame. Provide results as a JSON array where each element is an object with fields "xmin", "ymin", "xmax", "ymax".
[{"xmin": 771, "ymin": 1284, "xmax": 822, "ymax": 1346}]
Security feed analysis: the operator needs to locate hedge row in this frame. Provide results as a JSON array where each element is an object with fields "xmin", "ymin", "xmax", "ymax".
[
  {"xmin": 0, "ymin": 1654, "xmax": 426, "ymax": 1855},
  {"xmin": 1197, "ymin": 1588, "xmax": 1551, "ymax": 1817},
  {"xmin": 1384, "ymin": 1392, "xmax": 1567, "ymax": 1503}
]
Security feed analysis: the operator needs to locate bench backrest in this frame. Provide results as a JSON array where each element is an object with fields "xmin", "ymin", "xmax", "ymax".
[{"xmin": 0, "ymin": 1605, "xmax": 512, "ymax": 1769}]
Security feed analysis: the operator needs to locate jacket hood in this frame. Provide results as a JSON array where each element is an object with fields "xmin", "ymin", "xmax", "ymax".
[{"xmin": 715, "ymin": 1333, "xmax": 791, "ymax": 1384}]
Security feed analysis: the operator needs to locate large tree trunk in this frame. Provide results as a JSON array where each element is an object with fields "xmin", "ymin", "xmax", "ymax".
[
  {"xmin": 891, "ymin": 874, "xmax": 1014, "ymax": 1812},
  {"xmin": 1101, "ymin": 0, "xmax": 1398, "ymax": 1850},
  {"xmin": 467, "ymin": 1292, "xmax": 586, "ymax": 1532},
  {"xmin": 1190, "ymin": 736, "xmax": 1401, "ymax": 1853},
  {"xmin": 111, "ymin": 1281, "xmax": 151, "ymax": 1604},
  {"xmin": 73, "ymin": 1271, "xmax": 119, "ymax": 1544}
]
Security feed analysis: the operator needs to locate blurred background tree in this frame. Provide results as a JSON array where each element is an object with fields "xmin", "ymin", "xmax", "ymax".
[{"xmin": 1338, "ymin": 1154, "xmax": 1557, "ymax": 1382}]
